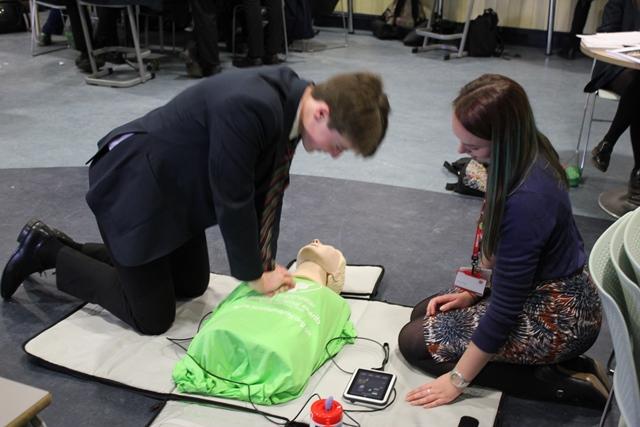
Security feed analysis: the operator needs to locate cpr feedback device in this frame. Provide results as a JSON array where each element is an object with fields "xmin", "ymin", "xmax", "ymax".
[{"xmin": 342, "ymin": 368, "xmax": 396, "ymax": 406}]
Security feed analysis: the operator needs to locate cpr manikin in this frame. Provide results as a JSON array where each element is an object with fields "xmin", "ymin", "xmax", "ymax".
[
  {"xmin": 173, "ymin": 240, "xmax": 355, "ymax": 405},
  {"xmin": 290, "ymin": 239, "xmax": 347, "ymax": 294}
]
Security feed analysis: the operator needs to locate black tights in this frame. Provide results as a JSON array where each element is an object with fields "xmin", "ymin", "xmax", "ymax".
[
  {"xmin": 397, "ymin": 296, "xmax": 605, "ymax": 404},
  {"xmin": 602, "ymin": 69, "xmax": 640, "ymax": 171}
]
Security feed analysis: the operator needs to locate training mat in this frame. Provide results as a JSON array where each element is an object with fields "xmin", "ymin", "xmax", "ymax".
[
  {"xmin": 149, "ymin": 299, "xmax": 502, "ymax": 427},
  {"xmin": 24, "ymin": 268, "xmax": 501, "ymax": 426}
]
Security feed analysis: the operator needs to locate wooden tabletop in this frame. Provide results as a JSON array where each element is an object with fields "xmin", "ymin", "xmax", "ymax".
[
  {"xmin": 0, "ymin": 377, "xmax": 52, "ymax": 427},
  {"xmin": 580, "ymin": 42, "xmax": 640, "ymax": 70}
]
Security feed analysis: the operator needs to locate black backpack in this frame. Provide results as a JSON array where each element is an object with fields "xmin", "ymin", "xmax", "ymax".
[
  {"xmin": 0, "ymin": 0, "xmax": 26, "ymax": 33},
  {"xmin": 466, "ymin": 8, "xmax": 503, "ymax": 57},
  {"xmin": 443, "ymin": 158, "xmax": 487, "ymax": 198}
]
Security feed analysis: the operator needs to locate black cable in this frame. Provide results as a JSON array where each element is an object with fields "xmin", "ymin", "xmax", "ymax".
[
  {"xmin": 339, "ymin": 388, "xmax": 398, "ymax": 426},
  {"xmin": 343, "ymin": 410, "xmax": 361, "ymax": 427},
  {"xmin": 324, "ymin": 336, "xmax": 390, "ymax": 374},
  {"xmin": 168, "ymin": 337, "xmax": 293, "ymax": 425}
]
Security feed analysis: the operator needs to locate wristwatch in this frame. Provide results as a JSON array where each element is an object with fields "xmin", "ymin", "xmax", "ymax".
[{"xmin": 449, "ymin": 369, "xmax": 470, "ymax": 389}]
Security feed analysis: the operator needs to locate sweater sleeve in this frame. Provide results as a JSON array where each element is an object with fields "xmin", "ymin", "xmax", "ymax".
[{"xmin": 471, "ymin": 191, "xmax": 555, "ymax": 354}]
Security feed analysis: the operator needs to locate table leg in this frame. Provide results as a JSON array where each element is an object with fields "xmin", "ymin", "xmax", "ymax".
[{"xmin": 546, "ymin": 0, "xmax": 556, "ymax": 55}]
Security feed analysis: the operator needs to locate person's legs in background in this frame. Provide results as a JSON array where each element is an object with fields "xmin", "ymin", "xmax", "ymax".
[
  {"xmin": 262, "ymin": 0, "xmax": 284, "ymax": 64},
  {"xmin": 185, "ymin": 0, "xmax": 222, "ymax": 78},
  {"xmin": 93, "ymin": 7, "xmax": 121, "ymax": 49},
  {"xmin": 559, "ymin": 0, "xmax": 593, "ymax": 59},
  {"xmin": 233, "ymin": 0, "xmax": 284, "ymax": 68},
  {"xmin": 590, "ymin": 70, "xmax": 640, "ymax": 176},
  {"xmin": 39, "ymin": 8, "xmax": 64, "ymax": 46},
  {"xmin": 233, "ymin": 0, "xmax": 264, "ymax": 67}
]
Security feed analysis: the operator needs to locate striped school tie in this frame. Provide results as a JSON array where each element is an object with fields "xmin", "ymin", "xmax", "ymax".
[{"xmin": 259, "ymin": 139, "xmax": 299, "ymax": 271}]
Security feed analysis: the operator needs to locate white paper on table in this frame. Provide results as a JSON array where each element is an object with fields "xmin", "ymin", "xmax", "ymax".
[
  {"xmin": 578, "ymin": 31, "xmax": 640, "ymax": 49},
  {"xmin": 607, "ymin": 45, "xmax": 640, "ymax": 64}
]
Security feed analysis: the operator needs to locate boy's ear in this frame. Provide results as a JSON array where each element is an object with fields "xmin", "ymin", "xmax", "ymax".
[
  {"xmin": 296, "ymin": 246, "xmax": 340, "ymax": 275},
  {"xmin": 314, "ymin": 101, "xmax": 330, "ymax": 122}
]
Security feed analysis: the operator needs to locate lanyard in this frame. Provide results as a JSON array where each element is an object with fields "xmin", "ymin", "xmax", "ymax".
[{"xmin": 471, "ymin": 200, "xmax": 485, "ymax": 276}]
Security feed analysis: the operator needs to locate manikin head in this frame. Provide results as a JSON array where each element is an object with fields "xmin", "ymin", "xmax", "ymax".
[
  {"xmin": 299, "ymin": 72, "xmax": 390, "ymax": 159},
  {"xmin": 294, "ymin": 240, "xmax": 346, "ymax": 294}
]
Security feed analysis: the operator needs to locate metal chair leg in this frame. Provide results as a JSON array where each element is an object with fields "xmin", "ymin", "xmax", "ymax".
[
  {"xmin": 126, "ymin": 5, "xmax": 147, "ymax": 82},
  {"xmin": 576, "ymin": 92, "xmax": 596, "ymax": 173},
  {"xmin": 281, "ymin": 0, "xmax": 288, "ymax": 59}
]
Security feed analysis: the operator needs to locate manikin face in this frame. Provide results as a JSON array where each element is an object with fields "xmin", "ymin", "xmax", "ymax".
[
  {"xmin": 297, "ymin": 239, "xmax": 342, "ymax": 274},
  {"xmin": 300, "ymin": 100, "xmax": 355, "ymax": 159},
  {"xmin": 452, "ymin": 114, "xmax": 492, "ymax": 163}
]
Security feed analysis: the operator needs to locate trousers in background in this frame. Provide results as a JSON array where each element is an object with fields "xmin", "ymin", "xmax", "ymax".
[
  {"xmin": 188, "ymin": 0, "xmax": 220, "ymax": 68},
  {"xmin": 243, "ymin": 0, "xmax": 284, "ymax": 58}
]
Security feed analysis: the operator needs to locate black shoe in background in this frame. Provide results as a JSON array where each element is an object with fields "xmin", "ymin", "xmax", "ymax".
[
  {"xmin": 591, "ymin": 140, "xmax": 614, "ymax": 173},
  {"xmin": 37, "ymin": 33, "xmax": 52, "ymax": 47},
  {"xmin": 74, "ymin": 53, "xmax": 106, "ymax": 73},
  {"xmin": 559, "ymin": 47, "xmax": 578, "ymax": 60},
  {"xmin": 262, "ymin": 54, "xmax": 283, "ymax": 65},
  {"xmin": 185, "ymin": 61, "xmax": 222, "ymax": 78},
  {"xmin": 232, "ymin": 56, "xmax": 263, "ymax": 68}
]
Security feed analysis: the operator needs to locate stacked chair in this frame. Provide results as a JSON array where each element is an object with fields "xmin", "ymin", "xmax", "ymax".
[{"xmin": 589, "ymin": 209, "xmax": 640, "ymax": 427}]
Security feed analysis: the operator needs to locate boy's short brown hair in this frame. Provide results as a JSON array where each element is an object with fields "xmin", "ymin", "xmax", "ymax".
[{"xmin": 311, "ymin": 72, "xmax": 390, "ymax": 157}]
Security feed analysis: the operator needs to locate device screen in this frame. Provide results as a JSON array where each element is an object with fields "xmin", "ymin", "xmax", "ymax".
[{"xmin": 346, "ymin": 369, "xmax": 393, "ymax": 400}]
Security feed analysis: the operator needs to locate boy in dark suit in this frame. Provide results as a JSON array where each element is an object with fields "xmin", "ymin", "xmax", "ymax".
[{"xmin": 2, "ymin": 66, "xmax": 390, "ymax": 335}]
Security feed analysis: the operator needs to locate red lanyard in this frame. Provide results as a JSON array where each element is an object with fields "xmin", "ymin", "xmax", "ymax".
[{"xmin": 471, "ymin": 201, "xmax": 485, "ymax": 276}]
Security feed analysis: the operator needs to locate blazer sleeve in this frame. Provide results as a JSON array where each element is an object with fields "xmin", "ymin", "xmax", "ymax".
[{"xmin": 208, "ymin": 95, "xmax": 279, "ymax": 281}]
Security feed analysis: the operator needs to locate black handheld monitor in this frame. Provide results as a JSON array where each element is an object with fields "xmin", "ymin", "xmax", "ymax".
[{"xmin": 342, "ymin": 368, "xmax": 396, "ymax": 406}]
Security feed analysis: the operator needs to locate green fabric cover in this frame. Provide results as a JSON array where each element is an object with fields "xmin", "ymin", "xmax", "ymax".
[{"xmin": 172, "ymin": 277, "xmax": 356, "ymax": 405}]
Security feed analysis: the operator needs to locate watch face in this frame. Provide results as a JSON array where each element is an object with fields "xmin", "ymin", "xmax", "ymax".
[{"xmin": 450, "ymin": 371, "xmax": 467, "ymax": 388}]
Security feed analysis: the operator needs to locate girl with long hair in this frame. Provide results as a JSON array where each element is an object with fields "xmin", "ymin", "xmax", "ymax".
[{"xmin": 398, "ymin": 74, "xmax": 605, "ymax": 408}]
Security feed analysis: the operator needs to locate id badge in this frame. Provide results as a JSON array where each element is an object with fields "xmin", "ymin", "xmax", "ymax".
[{"xmin": 454, "ymin": 267, "xmax": 489, "ymax": 296}]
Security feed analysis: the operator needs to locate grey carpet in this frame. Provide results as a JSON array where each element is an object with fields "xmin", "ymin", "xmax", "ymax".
[{"xmin": 0, "ymin": 167, "xmax": 614, "ymax": 426}]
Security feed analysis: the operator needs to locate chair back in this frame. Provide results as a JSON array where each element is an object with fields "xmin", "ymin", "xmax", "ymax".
[
  {"xmin": 624, "ymin": 208, "xmax": 640, "ymax": 281},
  {"xmin": 589, "ymin": 218, "xmax": 640, "ymax": 427}
]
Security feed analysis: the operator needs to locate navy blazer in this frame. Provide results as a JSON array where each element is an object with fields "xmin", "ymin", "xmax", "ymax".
[
  {"xmin": 584, "ymin": 0, "xmax": 640, "ymax": 93},
  {"xmin": 86, "ymin": 67, "xmax": 309, "ymax": 281}
]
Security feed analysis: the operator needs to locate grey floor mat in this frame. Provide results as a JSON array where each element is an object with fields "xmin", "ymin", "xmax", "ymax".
[{"xmin": 0, "ymin": 167, "xmax": 612, "ymax": 426}]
